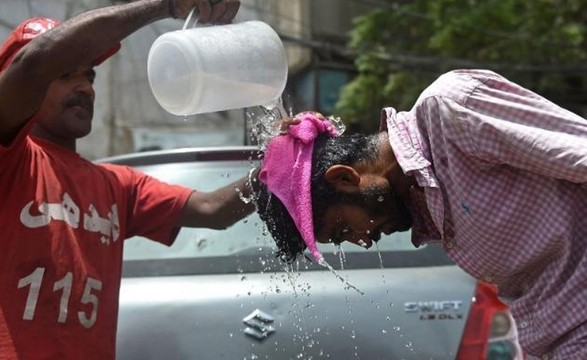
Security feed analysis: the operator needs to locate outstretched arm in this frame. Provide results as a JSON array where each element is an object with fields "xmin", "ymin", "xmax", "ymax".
[
  {"xmin": 176, "ymin": 168, "xmax": 259, "ymax": 230},
  {"xmin": 177, "ymin": 113, "xmax": 318, "ymax": 230}
]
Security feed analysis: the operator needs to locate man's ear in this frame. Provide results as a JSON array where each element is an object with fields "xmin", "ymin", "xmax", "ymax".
[{"xmin": 324, "ymin": 165, "xmax": 361, "ymax": 192}]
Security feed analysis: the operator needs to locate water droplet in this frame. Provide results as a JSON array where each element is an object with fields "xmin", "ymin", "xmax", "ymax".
[
  {"xmin": 317, "ymin": 258, "xmax": 364, "ymax": 295},
  {"xmin": 375, "ymin": 242, "xmax": 384, "ymax": 269},
  {"xmin": 245, "ymin": 100, "xmax": 287, "ymax": 150},
  {"xmin": 197, "ymin": 238, "xmax": 207, "ymax": 250},
  {"xmin": 327, "ymin": 115, "xmax": 346, "ymax": 135}
]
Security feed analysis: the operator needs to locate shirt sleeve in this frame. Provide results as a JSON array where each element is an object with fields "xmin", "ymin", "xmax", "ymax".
[
  {"xmin": 0, "ymin": 117, "xmax": 35, "ymax": 156},
  {"xmin": 109, "ymin": 165, "xmax": 193, "ymax": 246},
  {"xmin": 423, "ymin": 74, "xmax": 587, "ymax": 184}
]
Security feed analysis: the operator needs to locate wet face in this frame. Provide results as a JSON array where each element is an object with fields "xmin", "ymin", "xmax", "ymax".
[
  {"xmin": 316, "ymin": 185, "xmax": 413, "ymax": 249},
  {"xmin": 32, "ymin": 67, "xmax": 96, "ymax": 147}
]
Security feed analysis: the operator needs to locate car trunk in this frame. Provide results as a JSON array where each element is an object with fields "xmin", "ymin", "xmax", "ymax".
[{"xmin": 117, "ymin": 263, "xmax": 474, "ymax": 360}]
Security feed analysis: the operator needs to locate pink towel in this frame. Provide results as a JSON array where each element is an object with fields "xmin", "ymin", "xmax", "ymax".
[{"xmin": 259, "ymin": 113, "xmax": 340, "ymax": 263}]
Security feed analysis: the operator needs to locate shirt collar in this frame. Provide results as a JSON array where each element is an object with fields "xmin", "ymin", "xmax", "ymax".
[
  {"xmin": 381, "ymin": 107, "xmax": 446, "ymax": 243},
  {"xmin": 381, "ymin": 107, "xmax": 438, "ymax": 188}
]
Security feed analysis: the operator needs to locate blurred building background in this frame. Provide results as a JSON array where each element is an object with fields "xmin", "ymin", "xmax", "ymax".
[
  {"xmin": 3, "ymin": 0, "xmax": 585, "ymax": 159},
  {"xmin": 0, "ymin": 0, "xmax": 375, "ymax": 159}
]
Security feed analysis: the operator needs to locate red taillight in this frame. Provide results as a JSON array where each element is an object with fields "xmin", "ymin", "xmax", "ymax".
[{"xmin": 456, "ymin": 282, "xmax": 508, "ymax": 360}]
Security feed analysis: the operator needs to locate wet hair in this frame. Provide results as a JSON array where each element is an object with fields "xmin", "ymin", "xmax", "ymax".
[{"xmin": 254, "ymin": 133, "xmax": 380, "ymax": 263}]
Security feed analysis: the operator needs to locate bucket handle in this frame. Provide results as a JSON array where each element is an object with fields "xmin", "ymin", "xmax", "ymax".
[{"xmin": 182, "ymin": 7, "xmax": 199, "ymax": 30}]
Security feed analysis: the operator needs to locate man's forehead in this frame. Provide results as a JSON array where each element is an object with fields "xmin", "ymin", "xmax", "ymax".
[{"xmin": 66, "ymin": 66, "xmax": 96, "ymax": 75}]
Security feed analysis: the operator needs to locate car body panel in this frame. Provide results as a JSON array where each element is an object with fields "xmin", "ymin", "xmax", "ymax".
[
  {"xmin": 117, "ymin": 266, "xmax": 473, "ymax": 360},
  {"xmin": 96, "ymin": 147, "xmax": 514, "ymax": 359}
]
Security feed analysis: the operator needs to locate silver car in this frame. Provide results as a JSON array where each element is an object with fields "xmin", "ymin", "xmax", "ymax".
[{"xmin": 98, "ymin": 146, "xmax": 523, "ymax": 360}]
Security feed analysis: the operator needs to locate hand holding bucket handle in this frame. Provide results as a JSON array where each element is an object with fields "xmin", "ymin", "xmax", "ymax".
[
  {"xmin": 182, "ymin": 7, "xmax": 199, "ymax": 30},
  {"xmin": 168, "ymin": 0, "xmax": 240, "ymax": 24},
  {"xmin": 148, "ymin": 2, "xmax": 288, "ymax": 116}
]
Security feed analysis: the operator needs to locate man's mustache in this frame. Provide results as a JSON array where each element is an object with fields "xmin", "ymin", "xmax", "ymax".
[{"xmin": 64, "ymin": 94, "xmax": 93, "ymax": 115}]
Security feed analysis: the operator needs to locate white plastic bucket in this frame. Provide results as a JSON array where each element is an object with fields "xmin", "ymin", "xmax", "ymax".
[{"xmin": 147, "ymin": 15, "xmax": 288, "ymax": 116}]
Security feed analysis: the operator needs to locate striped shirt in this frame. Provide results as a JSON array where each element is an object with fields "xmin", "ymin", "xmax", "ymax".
[{"xmin": 382, "ymin": 69, "xmax": 587, "ymax": 358}]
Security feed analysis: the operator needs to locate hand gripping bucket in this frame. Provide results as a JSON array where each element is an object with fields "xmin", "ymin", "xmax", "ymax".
[{"xmin": 147, "ymin": 10, "xmax": 288, "ymax": 116}]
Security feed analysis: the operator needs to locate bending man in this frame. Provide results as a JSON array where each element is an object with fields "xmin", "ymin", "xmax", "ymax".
[{"xmin": 255, "ymin": 69, "xmax": 587, "ymax": 359}]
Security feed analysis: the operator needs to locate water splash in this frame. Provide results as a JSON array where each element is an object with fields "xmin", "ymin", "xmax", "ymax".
[
  {"xmin": 246, "ymin": 99, "xmax": 288, "ymax": 150},
  {"xmin": 327, "ymin": 115, "xmax": 346, "ymax": 135},
  {"xmin": 235, "ymin": 184, "xmax": 255, "ymax": 204},
  {"xmin": 279, "ymin": 263, "xmax": 328, "ymax": 359},
  {"xmin": 246, "ymin": 98, "xmax": 347, "ymax": 151},
  {"xmin": 234, "ymin": 167, "xmax": 258, "ymax": 204}
]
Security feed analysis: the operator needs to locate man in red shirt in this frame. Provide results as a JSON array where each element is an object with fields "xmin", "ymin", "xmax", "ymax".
[{"xmin": 0, "ymin": 0, "xmax": 249, "ymax": 359}]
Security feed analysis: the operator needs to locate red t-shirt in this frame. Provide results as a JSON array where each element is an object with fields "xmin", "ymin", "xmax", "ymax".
[{"xmin": 0, "ymin": 134, "xmax": 192, "ymax": 359}]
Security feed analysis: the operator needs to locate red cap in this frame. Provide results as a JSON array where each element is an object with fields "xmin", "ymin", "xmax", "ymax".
[{"xmin": 0, "ymin": 17, "xmax": 121, "ymax": 72}]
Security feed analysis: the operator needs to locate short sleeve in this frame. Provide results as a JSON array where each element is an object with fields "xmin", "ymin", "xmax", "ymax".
[{"xmin": 102, "ymin": 164, "xmax": 193, "ymax": 246}]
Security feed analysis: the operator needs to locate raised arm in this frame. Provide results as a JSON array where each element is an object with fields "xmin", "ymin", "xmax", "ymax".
[{"xmin": 0, "ymin": 0, "xmax": 239, "ymax": 145}]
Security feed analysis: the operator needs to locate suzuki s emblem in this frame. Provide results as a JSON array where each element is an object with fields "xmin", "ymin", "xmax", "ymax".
[{"xmin": 243, "ymin": 309, "xmax": 275, "ymax": 340}]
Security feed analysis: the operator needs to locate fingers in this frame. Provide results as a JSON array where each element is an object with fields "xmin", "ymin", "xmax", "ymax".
[
  {"xmin": 196, "ymin": 0, "xmax": 212, "ymax": 23},
  {"xmin": 221, "ymin": 0, "xmax": 240, "ymax": 23},
  {"xmin": 200, "ymin": 0, "xmax": 240, "ymax": 24},
  {"xmin": 173, "ymin": 0, "xmax": 239, "ymax": 23},
  {"xmin": 295, "ymin": 111, "xmax": 325, "ymax": 120},
  {"xmin": 278, "ymin": 117, "xmax": 301, "ymax": 134},
  {"xmin": 171, "ymin": 0, "xmax": 203, "ymax": 19},
  {"xmin": 208, "ymin": 2, "xmax": 226, "ymax": 23},
  {"xmin": 278, "ymin": 112, "xmax": 327, "ymax": 135}
]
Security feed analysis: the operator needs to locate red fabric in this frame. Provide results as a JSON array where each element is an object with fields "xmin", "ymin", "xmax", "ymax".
[
  {"xmin": 0, "ymin": 17, "xmax": 120, "ymax": 71},
  {"xmin": 0, "ymin": 307, "xmax": 17, "ymax": 360},
  {"xmin": 0, "ymin": 133, "xmax": 191, "ymax": 359}
]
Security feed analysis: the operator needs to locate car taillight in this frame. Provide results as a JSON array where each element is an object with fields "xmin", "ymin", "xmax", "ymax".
[{"xmin": 456, "ymin": 282, "xmax": 524, "ymax": 360}]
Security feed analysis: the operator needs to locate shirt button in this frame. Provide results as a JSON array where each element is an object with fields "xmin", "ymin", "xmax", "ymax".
[
  {"xmin": 519, "ymin": 321, "xmax": 528, "ymax": 329},
  {"xmin": 483, "ymin": 276, "xmax": 493, "ymax": 283},
  {"xmin": 445, "ymin": 241, "xmax": 455, "ymax": 249}
]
